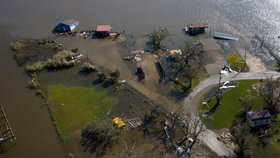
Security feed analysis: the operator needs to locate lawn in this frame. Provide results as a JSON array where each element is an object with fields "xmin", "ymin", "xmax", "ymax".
[
  {"xmin": 46, "ymin": 84, "xmax": 118, "ymax": 138},
  {"xmin": 227, "ymin": 53, "xmax": 249, "ymax": 72},
  {"xmin": 200, "ymin": 80, "xmax": 262, "ymax": 129}
]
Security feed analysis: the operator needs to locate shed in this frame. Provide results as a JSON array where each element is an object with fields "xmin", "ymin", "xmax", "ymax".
[
  {"xmin": 246, "ymin": 110, "xmax": 272, "ymax": 127},
  {"xmin": 95, "ymin": 25, "xmax": 112, "ymax": 38},
  {"xmin": 53, "ymin": 19, "xmax": 79, "ymax": 33}
]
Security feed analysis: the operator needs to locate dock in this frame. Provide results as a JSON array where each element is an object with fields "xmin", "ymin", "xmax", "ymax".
[
  {"xmin": 0, "ymin": 105, "xmax": 16, "ymax": 152},
  {"xmin": 213, "ymin": 32, "xmax": 239, "ymax": 41}
]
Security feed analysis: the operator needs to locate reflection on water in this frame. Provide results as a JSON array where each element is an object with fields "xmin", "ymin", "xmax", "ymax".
[{"xmin": 1, "ymin": 0, "xmax": 279, "ymax": 59}]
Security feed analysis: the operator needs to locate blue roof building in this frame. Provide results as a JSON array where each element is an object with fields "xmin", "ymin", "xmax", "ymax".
[{"xmin": 53, "ymin": 19, "xmax": 79, "ymax": 33}]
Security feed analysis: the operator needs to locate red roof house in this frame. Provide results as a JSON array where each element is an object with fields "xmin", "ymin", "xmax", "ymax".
[
  {"xmin": 95, "ymin": 25, "xmax": 112, "ymax": 38},
  {"xmin": 96, "ymin": 25, "xmax": 112, "ymax": 32}
]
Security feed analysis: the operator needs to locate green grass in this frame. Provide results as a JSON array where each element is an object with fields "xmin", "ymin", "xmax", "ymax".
[
  {"xmin": 227, "ymin": 53, "xmax": 248, "ymax": 72},
  {"xmin": 200, "ymin": 80, "xmax": 262, "ymax": 129},
  {"xmin": 46, "ymin": 84, "xmax": 118, "ymax": 138}
]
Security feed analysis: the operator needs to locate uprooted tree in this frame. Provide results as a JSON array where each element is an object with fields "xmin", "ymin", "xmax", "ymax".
[
  {"xmin": 258, "ymin": 77, "xmax": 280, "ymax": 115},
  {"xmin": 148, "ymin": 27, "xmax": 169, "ymax": 51}
]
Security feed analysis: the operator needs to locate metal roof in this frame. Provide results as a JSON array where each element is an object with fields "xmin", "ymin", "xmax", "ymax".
[
  {"xmin": 96, "ymin": 25, "xmax": 112, "ymax": 32},
  {"xmin": 247, "ymin": 110, "xmax": 271, "ymax": 120}
]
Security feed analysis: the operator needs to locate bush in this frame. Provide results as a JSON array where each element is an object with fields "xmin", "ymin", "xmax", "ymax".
[
  {"xmin": 25, "ymin": 61, "xmax": 46, "ymax": 73},
  {"xmin": 110, "ymin": 69, "xmax": 120, "ymax": 80},
  {"xmin": 98, "ymin": 72, "xmax": 107, "ymax": 82},
  {"xmin": 10, "ymin": 41, "xmax": 26, "ymax": 51},
  {"xmin": 45, "ymin": 50, "xmax": 76, "ymax": 69},
  {"xmin": 80, "ymin": 62, "xmax": 96, "ymax": 72}
]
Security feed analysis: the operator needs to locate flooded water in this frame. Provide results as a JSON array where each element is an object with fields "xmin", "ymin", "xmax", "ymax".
[
  {"xmin": 0, "ymin": 27, "xmax": 66, "ymax": 158},
  {"xmin": 1, "ymin": 0, "xmax": 280, "ymax": 157}
]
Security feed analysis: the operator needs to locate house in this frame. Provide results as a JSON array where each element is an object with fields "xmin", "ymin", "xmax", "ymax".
[
  {"xmin": 246, "ymin": 110, "xmax": 272, "ymax": 127},
  {"xmin": 53, "ymin": 19, "xmax": 79, "ymax": 33},
  {"xmin": 95, "ymin": 25, "xmax": 112, "ymax": 38}
]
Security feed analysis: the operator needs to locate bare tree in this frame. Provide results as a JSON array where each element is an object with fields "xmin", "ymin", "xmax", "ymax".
[
  {"xmin": 188, "ymin": 116, "xmax": 205, "ymax": 150},
  {"xmin": 231, "ymin": 120, "xmax": 252, "ymax": 158},
  {"xmin": 171, "ymin": 41, "xmax": 205, "ymax": 94},
  {"xmin": 148, "ymin": 27, "xmax": 169, "ymax": 51},
  {"xmin": 80, "ymin": 119, "xmax": 120, "ymax": 156},
  {"xmin": 180, "ymin": 41, "xmax": 205, "ymax": 69},
  {"xmin": 258, "ymin": 77, "xmax": 280, "ymax": 115}
]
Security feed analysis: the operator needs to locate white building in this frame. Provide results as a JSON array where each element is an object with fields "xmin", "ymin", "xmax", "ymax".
[{"xmin": 246, "ymin": 110, "xmax": 271, "ymax": 127}]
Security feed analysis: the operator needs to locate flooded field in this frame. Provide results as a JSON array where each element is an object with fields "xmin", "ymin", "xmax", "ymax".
[{"xmin": 1, "ymin": 0, "xmax": 280, "ymax": 157}]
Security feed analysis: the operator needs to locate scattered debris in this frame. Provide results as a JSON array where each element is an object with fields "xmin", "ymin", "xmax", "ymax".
[{"xmin": 112, "ymin": 117, "xmax": 126, "ymax": 128}]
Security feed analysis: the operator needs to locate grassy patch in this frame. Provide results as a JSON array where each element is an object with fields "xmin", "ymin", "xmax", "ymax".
[
  {"xmin": 46, "ymin": 84, "xmax": 118, "ymax": 138},
  {"xmin": 200, "ymin": 80, "xmax": 262, "ymax": 129},
  {"xmin": 227, "ymin": 53, "xmax": 248, "ymax": 72}
]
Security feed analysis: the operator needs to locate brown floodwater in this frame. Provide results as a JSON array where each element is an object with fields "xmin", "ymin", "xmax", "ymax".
[
  {"xmin": 0, "ymin": 26, "xmax": 66, "ymax": 158},
  {"xmin": 1, "ymin": 0, "xmax": 280, "ymax": 157}
]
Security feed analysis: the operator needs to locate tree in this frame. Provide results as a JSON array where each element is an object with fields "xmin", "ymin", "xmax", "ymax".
[
  {"xmin": 188, "ymin": 116, "xmax": 205, "ymax": 150},
  {"xmin": 80, "ymin": 119, "xmax": 120, "ymax": 156},
  {"xmin": 275, "ymin": 61, "xmax": 280, "ymax": 72},
  {"xmin": 171, "ymin": 41, "xmax": 205, "ymax": 94},
  {"xmin": 148, "ymin": 27, "xmax": 169, "ymax": 51},
  {"xmin": 98, "ymin": 72, "xmax": 107, "ymax": 82},
  {"xmin": 231, "ymin": 119, "xmax": 252, "ymax": 158},
  {"xmin": 180, "ymin": 41, "xmax": 204, "ymax": 69},
  {"xmin": 258, "ymin": 77, "xmax": 280, "ymax": 115},
  {"xmin": 71, "ymin": 48, "xmax": 79, "ymax": 53},
  {"xmin": 110, "ymin": 69, "xmax": 120, "ymax": 81}
]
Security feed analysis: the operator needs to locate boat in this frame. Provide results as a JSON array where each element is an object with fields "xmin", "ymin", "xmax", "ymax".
[{"xmin": 213, "ymin": 32, "xmax": 239, "ymax": 41}]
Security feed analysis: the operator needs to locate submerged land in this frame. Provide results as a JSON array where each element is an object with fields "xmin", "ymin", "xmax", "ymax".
[{"xmin": 4, "ymin": 22, "xmax": 280, "ymax": 158}]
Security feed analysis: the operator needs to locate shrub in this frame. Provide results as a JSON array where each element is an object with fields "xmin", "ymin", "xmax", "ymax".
[
  {"xmin": 10, "ymin": 41, "xmax": 26, "ymax": 51},
  {"xmin": 80, "ymin": 62, "xmax": 96, "ymax": 72},
  {"xmin": 25, "ymin": 61, "xmax": 46, "ymax": 73}
]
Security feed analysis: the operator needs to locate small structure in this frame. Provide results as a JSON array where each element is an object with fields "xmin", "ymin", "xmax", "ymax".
[
  {"xmin": 95, "ymin": 25, "xmax": 112, "ymax": 38},
  {"xmin": 53, "ymin": 19, "xmax": 79, "ymax": 33},
  {"xmin": 213, "ymin": 32, "xmax": 239, "ymax": 41},
  {"xmin": 0, "ymin": 105, "xmax": 16, "ymax": 152},
  {"xmin": 185, "ymin": 23, "xmax": 208, "ymax": 36},
  {"xmin": 246, "ymin": 110, "xmax": 272, "ymax": 127}
]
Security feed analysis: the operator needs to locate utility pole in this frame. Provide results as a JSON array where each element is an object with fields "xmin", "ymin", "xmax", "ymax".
[{"xmin": 244, "ymin": 49, "xmax": 247, "ymax": 70}]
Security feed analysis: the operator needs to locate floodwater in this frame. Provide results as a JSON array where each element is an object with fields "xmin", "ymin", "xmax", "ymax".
[{"xmin": 1, "ymin": 0, "xmax": 280, "ymax": 157}]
